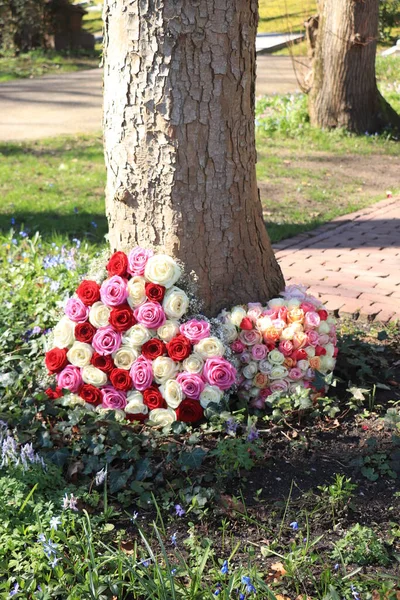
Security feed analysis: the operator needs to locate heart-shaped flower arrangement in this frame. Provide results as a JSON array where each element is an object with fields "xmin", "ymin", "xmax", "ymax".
[
  {"xmin": 45, "ymin": 247, "xmax": 236, "ymax": 426},
  {"xmin": 217, "ymin": 284, "xmax": 338, "ymax": 409}
]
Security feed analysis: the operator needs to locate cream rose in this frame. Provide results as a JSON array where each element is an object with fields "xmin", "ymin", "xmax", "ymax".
[
  {"xmin": 182, "ymin": 353, "xmax": 204, "ymax": 374},
  {"xmin": 268, "ymin": 298, "xmax": 285, "ymax": 308},
  {"xmin": 113, "ymin": 346, "xmax": 138, "ymax": 370},
  {"xmin": 297, "ymin": 359, "xmax": 310, "ymax": 371},
  {"xmin": 125, "ymin": 391, "xmax": 148, "ymax": 415},
  {"xmin": 157, "ymin": 319, "xmax": 180, "ymax": 342},
  {"xmin": 59, "ymin": 393, "xmax": 94, "ymax": 410},
  {"xmin": 67, "ymin": 342, "xmax": 93, "ymax": 367},
  {"xmin": 81, "ymin": 365, "xmax": 108, "ymax": 387},
  {"xmin": 256, "ymin": 316, "xmax": 273, "ymax": 332},
  {"xmin": 148, "ymin": 407, "xmax": 177, "ymax": 427},
  {"xmin": 291, "ymin": 322, "xmax": 304, "ymax": 333},
  {"xmin": 270, "ymin": 365, "xmax": 289, "ymax": 380},
  {"xmin": 305, "ymin": 346, "xmax": 316, "ymax": 358},
  {"xmin": 144, "ymin": 255, "xmax": 181, "ymax": 289},
  {"xmin": 318, "ymin": 321, "xmax": 331, "ymax": 335},
  {"xmin": 320, "ymin": 355, "xmax": 336, "ymax": 372},
  {"xmin": 122, "ymin": 324, "xmax": 152, "ymax": 348},
  {"xmin": 194, "ymin": 337, "xmax": 225, "ymax": 359},
  {"xmin": 324, "ymin": 343, "xmax": 335, "ymax": 358},
  {"xmin": 152, "ymin": 356, "xmax": 179, "ymax": 384},
  {"xmin": 199, "ymin": 384, "xmax": 223, "ymax": 408},
  {"xmin": 53, "ymin": 316, "xmax": 75, "ymax": 348},
  {"xmin": 96, "ymin": 407, "xmax": 126, "ymax": 422},
  {"xmin": 287, "ymin": 298, "xmax": 301, "ymax": 309},
  {"xmin": 160, "ymin": 379, "xmax": 185, "ymax": 409},
  {"xmin": 280, "ymin": 327, "xmax": 295, "ymax": 341},
  {"xmin": 243, "ymin": 362, "xmax": 258, "ymax": 379},
  {"xmin": 220, "ymin": 322, "xmax": 238, "ymax": 343},
  {"xmin": 268, "ymin": 350, "xmax": 285, "ymax": 365},
  {"xmin": 230, "ymin": 306, "xmax": 247, "ymax": 327},
  {"xmin": 89, "ymin": 301, "xmax": 111, "ymax": 328},
  {"xmin": 162, "ymin": 286, "xmax": 189, "ymax": 319},
  {"xmin": 127, "ymin": 276, "xmax": 147, "ymax": 308}
]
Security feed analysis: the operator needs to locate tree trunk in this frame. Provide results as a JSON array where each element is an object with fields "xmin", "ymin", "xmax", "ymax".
[
  {"xmin": 103, "ymin": 0, "xmax": 284, "ymax": 316},
  {"xmin": 309, "ymin": 0, "xmax": 400, "ymax": 133}
]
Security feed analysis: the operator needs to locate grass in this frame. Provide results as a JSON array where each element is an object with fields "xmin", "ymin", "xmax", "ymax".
[{"xmin": 258, "ymin": 0, "xmax": 316, "ymax": 34}]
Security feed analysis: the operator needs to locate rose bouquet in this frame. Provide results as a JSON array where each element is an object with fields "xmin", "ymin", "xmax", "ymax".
[
  {"xmin": 45, "ymin": 247, "xmax": 236, "ymax": 426},
  {"xmin": 218, "ymin": 284, "xmax": 338, "ymax": 410}
]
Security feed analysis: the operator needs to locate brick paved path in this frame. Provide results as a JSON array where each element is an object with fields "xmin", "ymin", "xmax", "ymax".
[{"xmin": 273, "ymin": 197, "xmax": 400, "ymax": 324}]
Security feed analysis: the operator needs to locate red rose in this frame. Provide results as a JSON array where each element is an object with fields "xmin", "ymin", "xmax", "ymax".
[
  {"xmin": 45, "ymin": 387, "xmax": 63, "ymax": 399},
  {"xmin": 166, "ymin": 335, "xmax": 192, "ymax": 361},
  {"xmin": 333, "ymin": 347, "xmax": 339, "ymax": 358},
  {"xmin": 143, "ymin": 385, "xmax": 166, "ymax": 410},
  {"xmin": 106, "ymin": 251, "xmax": 129, "ymax": 277},
  {"xmin": 126, "ymin": 412, "xmax": 148, "ymax": 423},
  {"xmin": 76, "ymin": 280, "xmax": 101, "ymax": 306},
  {"xmin": 80, "ymin": 384, "xmax": 102, "ymax": 405},
  {"xmin": 315, "ymin": 345, "xmax": 327, "ymax": 357},
  {"xmin": 318, "ymin": 309, "xmax": 328, "ymax": 321},
  {"xmin": 110, "ymin": 368, "xmax": 132, "ymax": 392},
  {"xmin": 109, "ymin": 304, "xmax": 136, "ymax": 332},
  {"xmin": 75, "ymin": 321, "xmax": 96, "ymax": 343},
  {"xmin": 145, "ymin": 282, "xmax": 166, "ymax": 303},
  {"xmin": 292, "ymin": 349, "xmax": 308, "ymax": 361},
  {"xmin": 45, "ymin": 347, "xmax": 68, "ymax": 374},
  {"xmin": 175, "ymin": 399, "xmax": 204, "ymax": 423},
  {"xmin": 141, "ymin": 338, "xmax": 166, "ymax": 360},
  {"xmin": 91, "ymin": 352, "xmax": 115, "ymax": 374},
  {"xmin": 240, "ymin": 318, "xmax": 253, "ymax": 330}
]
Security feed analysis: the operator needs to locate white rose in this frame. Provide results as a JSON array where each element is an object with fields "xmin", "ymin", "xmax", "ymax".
[
  {"xmin": 162, "ymin": 286, "xmax": 189, "ymax": 319},
  {"xmin": 243, "ymin": 362, "xmax": 258, "ymax": 379},
  {"xmin": 287, "ymin": 298, "xmax": 301, "ymax": 309},
  {"xmin": 125, "ymin": 391, "xmax": 148, "ymax": 415},
  {"xmin": 148, "ymin": 407, "xmax": 177, "ymax": 427},
  {"xmin": 320, "ymin": 356, "xmax": 336, "ymax": 372},
  {"xmin": 220, "ymin": 322, "xmax": 238, "ymax": 343},
  {"xmin": 89, "ymin": 301, "xmax": 111, "ymax": 328},
  {"xmin": 157, "ymin": 319, "xmax": 180, "ymax": 342},
  {"xmin": 256, "ymin": 316, "xmax": 273, "ymax": 332},
  {"xmin": 291, "ymin": 322, "xmax": 304, "ymax": 333},
  {"xmin": 324, "ymin": 343, "xmax": 335, "ymax": 358},
  {"xmin": 96, "ymin": 407, "xmax": 126, "ymax": 422},
  {"xmin": 113, "ymin": 346, "xmax": 138, "ymax": 370},
  {"xmin": 268, "ymin": 350, "xmax": 285, "ymax": 365},
  {"xmin": 258, "ymin": 359, "xmax": 272, "ymax": 374},
  {"xmin": 194, "ymin": 337, "xmax": 225, "ymax": 359},
  {"xmin": 327, "ymin": 315, "xmax": 336, "ymax": 326},
  {"xmin": 230, "ymin": 306, "xmax": 247, "ymax": 327},
  {"xmin": 152, "ymin": 356, "xmax": 179, "ymax": 384},
  {"xmin": 318, "ymin": 321, "xmax": 330, "ymax": 335},
  {"xmin": 280, "ymin": 327, "xmax": 295, "ymax": 341},
  {"xmin": 270, "ymin": 365, "xmax": 289, "ymax": 379},
  {"xmin": 122, "ymin": 324, "xmax": 152, "ymax": 348},
  {"xmin": 127, "ymin": 276, "xmax": 147, "ymax": 308},
  {"xmin": 305, "ymin": 346, "xmax": 316, "ymax": 358},
  {"xmin": 289, "ymin": 381, "xmax": 305, "ymax": 394},
  {"xmin": 81, "ymin": 365, "xmax": 107, "ymax": 387},
  {"xmin": 183, "ymin": 353, "xmax": 204, "ymax": 374},
  {"xmin": 59, "ymin": 393, "xmax": 95, "ymax": 410},
  {"xmin": 67, "ymin": 342, "xmax": 93, "ymax": 367},
  {"xmin": 297, "ymin": 359, "xmax": 310, "ymax": 371},
  {"xmin": 159, "ymin": 379, "xmax": 185, "ymax": 409},
  {"xmin": 144, "ymin": 255, "xmax": 181, "ymax": 288},
  {"xmin": 199, "ymin": 385, "xmax": 223, "ymax": 408},
  {"xmin": 53, "ymin": 316, "xmax": 75, "ymax": 348},
  {"xmin": 268, "ymin": 298, "xmax": 285, "ymax": 308}
]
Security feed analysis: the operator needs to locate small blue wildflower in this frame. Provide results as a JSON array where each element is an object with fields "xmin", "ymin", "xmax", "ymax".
[
  {"xmin": 334, "ymin": 563, "xmax": 339, "ymax": 571},
  {"xmin": 213, "ymin": 590, "xmax": 221, "ymax": 596},
  {"xmin": 246, "ymin": 426, "xmax": 259, "ymax": 442},
  {"xmin": 175, "ymin": 504, "xmax": 185, "ymax": 517},
  {"xmin": 91, "ymin": 221, "xmax": 97, "ymax": 228},
  {"xmin": 20, "ymin": 231, "xmax": 28, "ymax": 238},
  {"xmin": 241, "ymin": 576, "xmax": 251, "ymax": 585},
  {"xmin": 239, "ymin": 595, "xmax": 245, "ymax": 600},
  {"xmin": 49, "ymin": 556, "xmax": 60, "ymax": 568},
  {"xmin": 9, "ymin": 582, "xmax": 19, "ymax": 597},
  {"xmin": 290, "ymin": 521, "xmax": 299, "ymax": 531},
  {"xmin": 50, "ymin": 281, "xmax": 60, "ymax": 292},
  {"xmin": 10, "ymin": 217, "xmax": 15, "ymax": 225},
  {"xmin": 220, "ymin": 560, "xmax": 229, "ymax": 575},
  {"xmin": 142, "ymin": 560, "xmax": 150, "ymax": 568},
  {"xmin": 72, "ymin": 238, "xmax": 81, "ymax": 249},
  {"xmin": 225, "ymin": 418, "xmax": 238, "ymax": 434},
  {"xmin": 62, "ymin": 493, "xmax": 78, "ymax": 511},
  {"xmin": 50, "ymin": 516, "xmax": 61, "ymax": 531},
  {"xmin": 246, "ymin": 583, "xmax": 256, "ymax": 594},
  {"xmin": 171, "ymin": 532, "xmax": 177, "ymax": 546},
  {"xmin": 171, "ymin": 568, "xmax": 177, "ymax": 575},
  {"xmin": 12, "ymin": 238, "xmax": 17, "ymax": 245},
  {"xmin": 73, "ymin": 207, "xmax": 79, "ymax": 214},
  {"xmin": 351, "ymin": 585, "xmax": 360, "ymax": 600}
]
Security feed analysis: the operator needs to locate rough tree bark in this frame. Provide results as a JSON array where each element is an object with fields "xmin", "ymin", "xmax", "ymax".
[
  {"xmin": 103, "ymin": 0, "xmax": 284, "ymax": 316},
  {"xmin": 309, "ymin": 0, "xmax": 400, "ymax": 133}
]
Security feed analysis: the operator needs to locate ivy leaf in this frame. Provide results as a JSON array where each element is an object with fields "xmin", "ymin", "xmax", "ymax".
[
  {"xmin": 135, "ymin": 458, "xmax": 152, "ymax": 481},
  {"xmin": 109, "ymin": 466, "xmax": 133, "ymax": 493},
  {"xmin": 377, "ymin": 330, "xmax": 388, "ymax": 341},
  {"xmin": 178, "ymin": 448, "xmax": 207, "ymax": 471}
]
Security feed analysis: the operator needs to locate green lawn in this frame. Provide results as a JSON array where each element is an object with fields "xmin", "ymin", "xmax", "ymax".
[{"xmin": 258, "ymin": 0, "xmax": 316, "ymax": 34}]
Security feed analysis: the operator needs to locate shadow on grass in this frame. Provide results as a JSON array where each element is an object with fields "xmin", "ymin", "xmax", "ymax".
[
  {"xmin": 0, "ymin": 139, "xmax": 103, "ymax": 160},
  {"xmin": 258, "ymin": 11, "xmax": 306, "ymax": 25}
]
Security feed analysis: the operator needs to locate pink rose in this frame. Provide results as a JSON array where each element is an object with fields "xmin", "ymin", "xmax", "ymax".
[
  {"xmin": 259, "ymin": 388, "xmax": 273, "ymax": 400},
  {"xmin": 272, "ymin": 318, "xmax": 286, "ymax": 331},
  {"xmin": 134, "ymin": 301, "xmax": 166, "ymax": 329},
  {"xmin": 239, "ymin": 329, "xmax": 262, "ymax": 346},
  {"xmin": 231, "ymin": 340, "xmax": 245, "ymax": 354},
  {"xmin": 304, "ymin": 311, "xmax": 321, "ymax": 330},
  {"xmin": 306, "ymin": 330, "xmax": 320, "ymax": 347},
  {"xmin": 130, "ymin": 356, "xmax": 153, "ymax": 391},
  {"xmin": 100, "ymin": 276, "xmax": 129, "ymax": 307},
  {"xmin": 305, "ymin": 368, "xmax": 315, "ymax": 380},
  {"xmin": 176, "ymin": 372, "xmax": 205, "ymax": 400},
  {"xmin": 179, "ymin": 319, "xmax": 210, "ymax": 343},
  {"xmin": 300, "ymin": 302, "xmax": 315, "ymax": 313},
  {"xmin": 288, "ymin": 367, "xmax": 303, "ymax": 381},
  {"xmin": 318, "ymin": 334, "xmax": 330, "ymax": 346},
  {"xmin": 247, "ymin": 304, "xmax": 263, "ymax": 322},
  {"xmin": 101, "ymin": 385, "xmax": 127, "ymax": 410},
  {"xmin": 250, "ymin": 396, "xmax": 265, "ymax": 409},
  {"xmin": 203, "ymin": 357, "xmax": 236, "ymax": 391},
  {"xmin": 262, "ymin": 308, "xmax": 278, "ymax": 319},
  {"xmin": 278, "ymin": 340, "xmax": 293, "ymax": 357},
  {"xmin": 65, "ymin": 297, "xmax": 89, "ymax": 323},
  {"xmin": 127, "ymin": 247, "xmax": 154, "ymax": 276},
  {"xmin": 277, "ymin": 306, "xmax": 288, "ymax": 321},
  {"xmin": 270, "ymin": 379, "xmax": 289, "ymax": 393},
  {"xmin": 92, "ymin": 326, "xmax": 122, "ymax": 355},
  {"xmin": 57, "ymin": 365, "xmax": 82, "ymax": 393},
  {"xmin": 251, "ymin": 344, "xmax": 268, "ymax": 361},
  {"xmin": 292, "ymin": 332, "xmax": 308, "ymax": 349}
]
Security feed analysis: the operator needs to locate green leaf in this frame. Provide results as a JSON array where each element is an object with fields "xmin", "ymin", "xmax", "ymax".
[
  {"xmin": 109, "ymin": 466, "xmax": 133, "ymax": 493},
  {"xmin": 377, "ymin": 330, "xmax": 388, "ymax": 341},
  {"xmin": 178, "ymin": 448, "xmax": 207, "ymax": 470}
]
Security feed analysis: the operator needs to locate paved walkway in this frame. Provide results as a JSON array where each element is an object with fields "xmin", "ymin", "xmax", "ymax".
[
  {"xmin": 273, "ymin": 197, "xmax": 400, "ymax": 324},
  {"xmin": 0, "ymin": 56, "xmax": 306, "ymax": 141}
]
